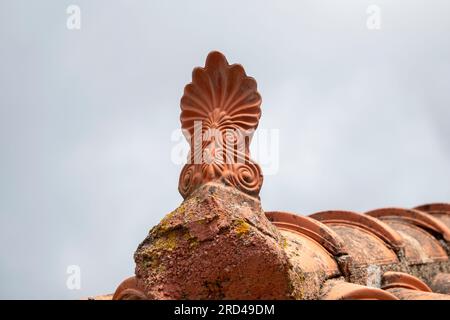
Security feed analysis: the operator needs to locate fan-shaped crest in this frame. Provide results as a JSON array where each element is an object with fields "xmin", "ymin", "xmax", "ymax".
[{"xmin": 180, "ymin": 51, "xmax": 262, "ymax": 136}]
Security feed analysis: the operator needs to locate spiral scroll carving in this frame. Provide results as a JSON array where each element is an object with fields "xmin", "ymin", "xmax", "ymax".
[
  {"xmin": 224, "ymin": 161, "xmax": 263, "ymax": 196},
  {"xmin": 178, "ymin": 51, "xmax": 263, "ymax": 199}
]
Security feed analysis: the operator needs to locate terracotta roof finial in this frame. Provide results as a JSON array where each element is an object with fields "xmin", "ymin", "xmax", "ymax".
[
  {"xmin": 179, "ymin": 51, "xmax": 263, "ymax": 199},
  {"xmin": 107, "ymin": 52, "xmax": 450, "ymax": 301}
]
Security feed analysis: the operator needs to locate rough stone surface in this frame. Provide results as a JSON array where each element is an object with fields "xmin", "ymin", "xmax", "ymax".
[{"xmin": 134, "ymin": 182, "xmax": 304, "ymax": 299}]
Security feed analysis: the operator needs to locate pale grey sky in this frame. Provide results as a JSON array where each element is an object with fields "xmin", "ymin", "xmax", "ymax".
[{"xmin": 0, "ymin": 0, "xmax": 449, "ymax": 299}]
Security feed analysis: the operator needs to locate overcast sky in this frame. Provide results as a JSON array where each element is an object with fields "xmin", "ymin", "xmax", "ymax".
[{"xmin": 1, "ymin": 0, "xmax": 449, "ymax": 299}]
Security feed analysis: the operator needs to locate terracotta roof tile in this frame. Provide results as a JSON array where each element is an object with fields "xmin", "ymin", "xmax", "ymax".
[
  {"xmin": 320, "ymin": 279, "xmax": 398, "ymax": 300},
  {"xmin": 415, "ymin": 203, "xmax": 450, "ymax": 230},
  {"xmin": 265, "ymin": 211, "xmax": 346, "ymax": 256},
  {"xmin": 366, "ymin": 207, "xmax": 450, "ymax": 242},
  {"xmin": 385, "ymin": 288, "xmax": 450, "ymax": 300},
  {"xmin": 381, "ymin": 271, "xmax": 432, "ymax": 292},
  {"xmin": 431, "ymin": 273, "xmax": 450, "ymax": 294}
]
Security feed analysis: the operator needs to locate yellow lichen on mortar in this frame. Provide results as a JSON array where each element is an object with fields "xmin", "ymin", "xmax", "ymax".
[
  {"xmin": 156, "ymin": 203, "xmax": 189, "ymax": 234},
  {"xmin": 289, "ymin": 267, "xmax": 307, "ymax": 300},
  {"xmin": 153, "ymin": 230, "xmax": 178, "ymax": 251},
  {"xmin": 234, "ymin": 218, "xmax": 251, "ymax": 237},
  {"xmin": 183, "ymin": 230, "xmax": 200, "ymax": 248},
  {"xmin": 281, "ymin": 236, "xmax": 288, "ymax": 249}
]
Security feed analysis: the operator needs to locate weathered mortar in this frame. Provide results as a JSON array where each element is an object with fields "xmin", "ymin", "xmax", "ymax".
[{"xmin": 134, "ymin": 182, "xmax": 311, "ymax": 299}]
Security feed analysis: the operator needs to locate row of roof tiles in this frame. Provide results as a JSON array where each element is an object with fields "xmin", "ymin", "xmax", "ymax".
[{"xmin": 266, "ymin": 203, "xmax": 450, "ymax": 299}]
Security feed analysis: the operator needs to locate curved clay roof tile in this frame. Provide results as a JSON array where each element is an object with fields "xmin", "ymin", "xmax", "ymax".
[
  {"xmin": 265, "ymin": 211, "xmax": 346, "ymax": 257},
  {"xmin": 381, "ymin": 271, "xmax": 432, "ymax": 292},
  {"xmin": 321, "ymin": 280, "xmax": 398, "ymax": 300},
  {"xmin": 385, "ymin": 288, "xmax": 450, "ymax": 300},
  {"xmin": 414, "ymin": 203, "xmax": 450, "ymax": 213},
  {"xmin": 431, "ymin": 273, "xmax": 450, "ymax": 294},
  {"xmin": 309, "ymin": 210, "xmax": 404, "ymax": 251},
  {"xmin": 414, "ymin": 203, "xmax": 450, "ymax": 230},
  {"xmin": 366, "ymin": 207, "xmax": 450, "ymax": 242},
  {"xmin": 113, "ymin": 276, "xmax": 147, "ymax": 300}
]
